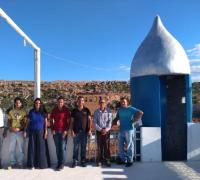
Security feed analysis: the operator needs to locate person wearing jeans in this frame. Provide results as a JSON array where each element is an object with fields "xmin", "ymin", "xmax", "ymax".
[
  {"xmin": 9, "ymin": 131, "xmax": 24, "ymax": 166},
  {"xmin": 51, "ymin": 96, "xmax": 70, "ymax": 171},
  {"xmin": 113, "ymin": 97, "xmax": 143, "ymax": 167},
  {"xmin": 72, "ymin": 131, "xmax": 87, "ymax": 165},
  {"xmin": 71, "ymin": 96, "xmax": 92, "ymax": 168},
  {"xmin": 7, "ymin": 97, "xmax": 27, "ymax": 169},
  {"xmin": 118, "ymin": 130, "xmax": 134, "ymax": 165},
  {"xmin": 53, "ymin": 132, "xmax": 67, "ymax": 167}
]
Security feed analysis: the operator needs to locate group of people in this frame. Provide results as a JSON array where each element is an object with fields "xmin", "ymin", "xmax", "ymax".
[{"xmin": 0, "ymin": 96, "xmax": 143, "ymax": 170}]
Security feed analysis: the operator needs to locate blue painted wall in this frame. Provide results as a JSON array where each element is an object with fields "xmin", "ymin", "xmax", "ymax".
[
  {"xmin": 130, "ymin": 75, "xmax": 161, "ymax": 127},
  {"xmin": 130, "ymin": 74, "xmax": 192, "ymax": 127}
]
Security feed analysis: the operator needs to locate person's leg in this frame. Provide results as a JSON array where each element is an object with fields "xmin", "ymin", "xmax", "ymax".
[
  {"xmin": 104, "ymin": 132, "xmax": 111, "ymax": 166},
  {"xmin": 45, "ymin": 139, "xmax": 51, "ymax": 167},
  {"xmin": 37, "ymin": 130, "xmax": 48, "ymax": 169},
  {"xmin": 0, "ymin": 128, "xmax": 3, "ymax": 168},
  {"xmin": 125, "ymin": 130, "xmax": 134, "ymax": 167},
  {"xmin": 16, "ymin": 132, "xmax": 24, "ymax": 167},
  {"xmin": 80, "ymin": 132, "xmax": 87, "ymax": 166},
  {"xmin": 27, "ymin": 130, "xmax": 35, "ymax": 168},
  {"xmin": 118, "ymin": 131, "xmax": 126, "ymax": 163},
  {"xmin": 62, "ymin": 135, "xmax": 67, "ymax": 165},
  {"xmin": 96, "ymin": 132, "xmax": 102, "ymax": 165},
  {"xmin": 58, "ymin": 133, "xmax": 64, "ymax": 167},
  {"xmin": 9, "ymin": 132, "xmax": 17, "ymax": 167},
  {"xmin": 53, "ymin": 133, "xmax": 60, "ymax": 167},
  {"xmin": 72, "ymin": 133, "xmax": 80, "ymax": 167},
  {"xmin": 100, "ymin": 134, "xmax": 106, "ymax": 162}
]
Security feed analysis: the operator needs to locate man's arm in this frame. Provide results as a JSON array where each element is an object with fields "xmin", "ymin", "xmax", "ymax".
[
  {"xmin": 65, "ymin": 110, "xmax": 71, "ymax": 131},
  {"xmin": 23, "ymin": 114, "xmax": 29, "ymax": 138},
  {"xmin": 133, "ymin": 110, "xmax": 144, "ymax": 123},
  {"xmin": 3, "ymin": 113, "xmax": 9, "ymax": 137},
  {"xmin": 93, "ymin": 111, "xmax": 102, "ymax": 132},
  {"xmin": 112, "ymin": 111, "xmax": 119, "ymax": 126},
  {"xmin": 22, "ymin": 113, "xmax": 28, "ymax": 131},
  {"xmin": 50, "ymin": 111, "xmax": 55, "ymax": 134},
  {"xmin": 63, "ymin": 110, "xmax": 71, "ymax": 139},
  {"xmin": 70, "ymin": 117, "xmax": 75, "ymax": 137},
  {"xmin": 106, "ymin": 111, "xmax": 112, "ymax": 132},
  {"xmin": 88, "ymin": 115, "xmax": 92, "ymax": 135},
  {"xmin": 44, "ymin": 117, "xmax": 48, "ymax": 139}
]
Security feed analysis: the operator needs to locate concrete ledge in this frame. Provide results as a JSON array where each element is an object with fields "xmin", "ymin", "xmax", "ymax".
[
  {"xmin": 1, "ymin": 129, "xmax": 73, "ymax": 166},
  {"xmin": 141, "ymin": 127, "xmax": 161, "ymax": 162},
  {"xmin": 187, "ymin": 123, "xmax": 200, "ymax": 161}
]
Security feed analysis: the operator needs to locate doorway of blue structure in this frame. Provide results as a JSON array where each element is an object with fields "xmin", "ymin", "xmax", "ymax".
[{"xmin": 161, "ymin": 75, "xmax": 187, "ymax": 161}]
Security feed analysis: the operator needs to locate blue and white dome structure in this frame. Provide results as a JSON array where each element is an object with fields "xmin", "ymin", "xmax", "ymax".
[
  {"xmin": 130, "ymin": 15, "xmax": 192, "ymax": 127},
  {"xmin": 130, "ymin": 16, "xmax": 192, "ymax": 160}
]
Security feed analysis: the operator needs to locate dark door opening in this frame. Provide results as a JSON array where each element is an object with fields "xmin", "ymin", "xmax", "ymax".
[{"xmin": 161, "ymin": 75, "xmax": 187, "ymax": 161}]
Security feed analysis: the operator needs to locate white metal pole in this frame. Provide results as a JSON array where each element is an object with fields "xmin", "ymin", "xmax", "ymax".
[
  {"xmin": 34, "ymin": 49, "xmax": 41, "ymax": 98},
  {"xmin": 0, "ymin": 8, "xmax": 38, "ymax": 49},
  {"xmin": 0, "ymin": 8, "xmax": 41, "ymax": 98}
]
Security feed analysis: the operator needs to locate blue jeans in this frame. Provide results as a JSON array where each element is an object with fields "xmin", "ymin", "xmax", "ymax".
[
  {"xmin": 53, "ymin": 132, "xmax": 67, "ymax": 166},
  {"xmin": 73, "ymin": 131, "xmax": 87, "ymax": 162},
  {"xmin": 9, "ymin": 132, "xmax": 24, "ymax": 166},
  {"xmin": 118, "ymin": 130, "xmax": 134, "ymax": 163}
]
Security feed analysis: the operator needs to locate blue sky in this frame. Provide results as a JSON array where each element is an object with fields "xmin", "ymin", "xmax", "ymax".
[{"xmin": 0, "ymin": 0, "xmax": 200, "ymax": 81}]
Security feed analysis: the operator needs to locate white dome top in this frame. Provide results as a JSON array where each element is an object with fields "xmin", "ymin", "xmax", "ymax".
[{"xmin": 130, "ymin": 16, "xmax": 190, "ymax": 78}]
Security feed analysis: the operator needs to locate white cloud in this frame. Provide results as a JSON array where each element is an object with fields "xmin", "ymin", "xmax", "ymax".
[
  {"xmin": 190, "ymin": 65, "xmax": 200, "ymax": 73},
  {"xmin": 187, "ymin": 44, "xmax": 200, "ymax": 57},
  {"xmin": 190, "ymin": 65, "xmax": 200, "ymax": 82},
  {"xmin": 189, "ymin": 59, "xmax": 200, "ymax": 64},
  {"xmin": 191, "ymin": 76, "xmax": 200, "ymax": 82},
  {"xmin": 119, "ymin": 65, "xmax": 130, "ymax": 72},
  {"xmin": 187, "ymin": 44, "xmax": 200, "ymax": 82}
]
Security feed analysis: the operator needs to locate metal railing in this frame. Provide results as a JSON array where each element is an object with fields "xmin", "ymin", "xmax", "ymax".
[{"xmin": 86, "ymin": 128, "xmax": 141, "ymax": 162}]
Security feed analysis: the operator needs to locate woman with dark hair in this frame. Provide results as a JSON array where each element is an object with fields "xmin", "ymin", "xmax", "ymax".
[{"xmin": 27, "ymin": 98, "xmax": 48, "ymax": 169}]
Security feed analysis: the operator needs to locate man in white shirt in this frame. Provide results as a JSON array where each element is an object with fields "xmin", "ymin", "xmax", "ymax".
[{"xmin": 0, "ymin": 107, "xmax": 4, "ymax": 168}]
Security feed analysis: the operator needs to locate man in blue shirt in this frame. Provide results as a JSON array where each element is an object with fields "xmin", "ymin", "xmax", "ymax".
[{"xmin": 114, "ymin": 97, "xmax": 143, "ymax": 167}]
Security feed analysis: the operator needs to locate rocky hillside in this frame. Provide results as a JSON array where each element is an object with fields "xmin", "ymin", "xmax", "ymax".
[
  {"xmin": 0, "ymin": 80, "xmax": 199, "ymax": 113},
  {"xmin": 0, "ymin": 80, "xmax": 130, "ymax": 112}
]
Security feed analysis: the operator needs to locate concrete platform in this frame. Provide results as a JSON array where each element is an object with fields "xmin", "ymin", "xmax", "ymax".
[{"xmin": 1, "ymin": 161, "xmax": 200, "ymax": 180}]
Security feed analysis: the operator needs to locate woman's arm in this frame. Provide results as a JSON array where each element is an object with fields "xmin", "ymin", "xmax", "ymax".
[{"xmin": 44, "ymin": 117, "xmax": 48, "ymax": 139}]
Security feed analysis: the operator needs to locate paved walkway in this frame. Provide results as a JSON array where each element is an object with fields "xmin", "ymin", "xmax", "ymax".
[{"xmin": 1, "ymin": 161, "xmax": 200, "ymax": 180}]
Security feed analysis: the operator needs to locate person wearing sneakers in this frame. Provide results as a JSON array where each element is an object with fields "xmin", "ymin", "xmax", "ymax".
[
  {"xmin": 71, "ymin": 96, "xmax": 92, "ymax": 168},
  {"xmin": 51, "ymin": 96, "xmax": 71, "ymax": 171},
  {"xmin": 93, "ymin": 99, "xmax": 112, "ymax": 167},
  {"xmin": 114, "ymin": 97, "xmax": 143, "ymax": 167},
  {"xmin": 7, "ymin": 97, "xmax": 27, "ymax": 169}
]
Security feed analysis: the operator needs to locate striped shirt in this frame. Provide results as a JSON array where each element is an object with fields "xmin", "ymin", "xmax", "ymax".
[{"xmin": 93, "ymin": 108, "xmax": 112, "ymax": 132}]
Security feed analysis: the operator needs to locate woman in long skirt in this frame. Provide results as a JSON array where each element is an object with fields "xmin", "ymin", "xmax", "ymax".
[{"xmin": 27, "ymin": 98, "xmax": 48, "ymax": 169}]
